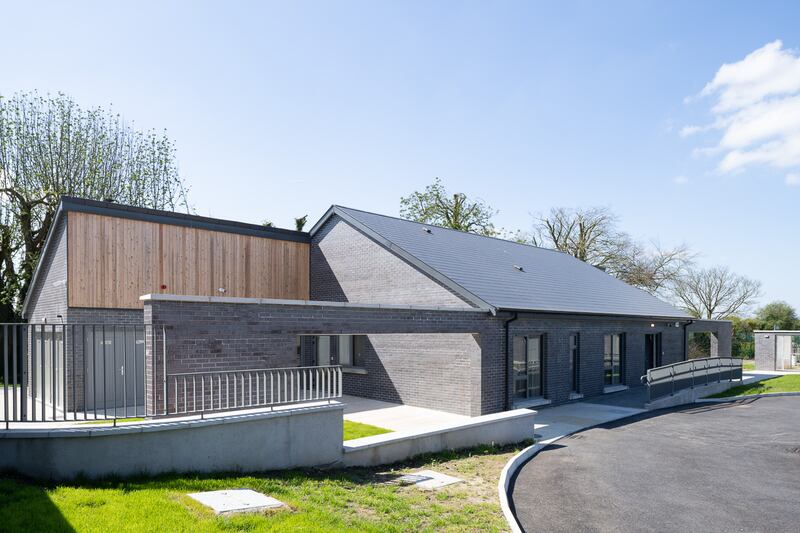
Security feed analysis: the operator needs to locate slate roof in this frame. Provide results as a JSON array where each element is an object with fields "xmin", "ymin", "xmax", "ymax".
[{"xmin": 313, "ymin": 206, "xmax": 691, "ymax": 319}]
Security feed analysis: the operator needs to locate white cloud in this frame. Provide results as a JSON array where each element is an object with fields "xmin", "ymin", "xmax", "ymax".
[
  {"xmin": 685, "ymin": 40, "xmax": 800, "ymax": 179},
  {"xmin": 679, "ymin": 124, "xmax": 705, "ymax": 137},
  {"xmin": 786, "ymin": 173, "xmax": 800, "ymax": 186},
  {"xmin": 673, "ymin": 175, "xmax": 690, "ymax": 185}
]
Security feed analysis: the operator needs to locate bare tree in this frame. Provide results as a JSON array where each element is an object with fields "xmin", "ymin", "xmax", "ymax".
[
  {"xmin": 0, "ymin": 92, "xmax": 190, "ymax": 317},
  {"xmin": 613, "ymin": 242, "xmax": 695, "ymax": 296},
  {"xmin": 527, "ymin": 207, "xmax": 692, "ymax": 296},
  {"xmin": 400, "ymin": 178, "xmax": 498, "ymax": 236},
  {"xmin": 530, "ymin": 207, "xmax": 630, "ymax": 270},
  {"xmin": 672, "ymin": 266, "xmax": 761, "ymax": 319}
]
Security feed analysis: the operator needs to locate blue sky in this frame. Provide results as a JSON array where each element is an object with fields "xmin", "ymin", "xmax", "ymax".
[{"xmin": 4, "ymin": 1, "xmax": 799, "ymax": 311}]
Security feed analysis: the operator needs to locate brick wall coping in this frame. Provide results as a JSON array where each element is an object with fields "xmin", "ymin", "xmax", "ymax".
[
  {"xmin": 140, "ymin": 293, "xmax": 489, "ymax": 314},
  {"xmin": 0, "ymin": 402, "xmax": 344, "ymax": 439}
]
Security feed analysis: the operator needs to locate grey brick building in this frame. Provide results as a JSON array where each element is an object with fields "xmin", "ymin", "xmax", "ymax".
[
  {"xmin": 754, "ymin": 330, "xmax": 800, "ymax": 370},
  {"xmin": 23, "ymin": 198, "xmax": 732, "ymax": 418}
]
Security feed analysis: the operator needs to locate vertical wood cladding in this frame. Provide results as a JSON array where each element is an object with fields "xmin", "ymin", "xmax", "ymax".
[{"xmin": 68, "ymin": 212, "xmax": 309, "ymax": 309}]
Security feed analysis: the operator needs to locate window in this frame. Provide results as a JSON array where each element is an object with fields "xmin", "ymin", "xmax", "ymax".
[
  {"xmin": 314, "ymin": 334, "xmax": 362, "ymax": 367},
  {"xmin": 338, "ymin": 335, "xmax": 353, "ymax": 366},
  {"xmin": 569, "ymin": 333, "xmax": 580, "ymax": 393},
  {"xmin": 316, "ymin": 335, "xmax": 332, "ymax": 366},
  {"xmin": 604, "ymin": 333, "xmax": 625, "ymax": 386},
  {"xmin": 513, "ymin": 335, "xmax": 544, "ymax": 400}
]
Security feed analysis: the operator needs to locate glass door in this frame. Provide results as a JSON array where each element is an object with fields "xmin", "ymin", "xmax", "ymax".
[
  {"xmin": 513, "ymin": 337, "xmax": 527, "ymax": 399},
  {"xmin": 526, "ymin": 336, "xmax": 543, "ymax": 398},
  {"xmin": 513, "ymin": 336, "xmax": 543, "ymax": 400}
]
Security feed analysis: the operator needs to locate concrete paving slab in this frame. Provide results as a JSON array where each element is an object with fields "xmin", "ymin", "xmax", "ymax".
[
  {"xmin": 188, "ymin": 489, "xmax": 285, "ymax": 515},
  {"xmin": 396, "ymin": 469, "xmax": 463, "ymax": 490},
  {"xmin": 341, "ymin": 395, "xmax": 470, "ymax": 432},
  {"xmin": 531, "ymin": 400, "xmax": 646, "ymax": 445}
]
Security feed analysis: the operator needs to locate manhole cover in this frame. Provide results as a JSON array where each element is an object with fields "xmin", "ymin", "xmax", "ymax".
[
  {"xmin": 188, "ymin": 489, "xmax": 285, "ymax": 515},
  {"xmin": 395, "ymin": 470, "xmax": 463, "ymax": 490}
]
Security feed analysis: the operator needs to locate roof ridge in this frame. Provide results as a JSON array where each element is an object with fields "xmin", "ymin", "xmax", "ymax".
[{"xmin": 332, "ymin": 204, "xmax": 569, "ymax": 256}]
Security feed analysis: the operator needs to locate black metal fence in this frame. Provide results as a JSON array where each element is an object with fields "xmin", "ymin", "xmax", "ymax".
[
  {"xmin": 641, "ymin": 357, "xmax": 743, "ymax": 402},
  {"xmin": 165, "ymin": 365, "xmax": 343, "ymax": 416},
  {"xmin": 1, "ymin": 323, "xmax": 159, "ymax": 426}
]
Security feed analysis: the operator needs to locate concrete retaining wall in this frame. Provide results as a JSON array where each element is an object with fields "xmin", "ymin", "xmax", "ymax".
[
  {"xmin": 341, "ymin": 408, "xmax": 536, "ymax": 467},
  {"xmin": 0, "ymin": 403, "xmax": 343, "ymax": 480},
  {"xmin": 644, "ymin": 381, "xmax": 738, "ymax": 410}
]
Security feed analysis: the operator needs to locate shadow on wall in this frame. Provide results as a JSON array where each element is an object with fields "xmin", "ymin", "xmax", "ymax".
[{"xmin": 308, "ymin": 245, "xmax": 349, "ymax": 302}]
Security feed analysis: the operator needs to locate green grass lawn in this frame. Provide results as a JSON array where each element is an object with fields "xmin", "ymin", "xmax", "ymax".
[
  {"xmin": 709, "ymin": 374, "xmax": 800, "ymax": 398},
  {"xmin": 80, "ymin": 417, "xmax": 146, "ymax": 426},
  {"xmin": 741, "ymin": 359, "xmax": 756, "ymax": 371},
  {"xmin": 0, "ymin": 441, "xmax": 530, "ymax": 532},
  {"xmin": 343, "ymin": 420, "xmax": 392, "ymax": 441}
]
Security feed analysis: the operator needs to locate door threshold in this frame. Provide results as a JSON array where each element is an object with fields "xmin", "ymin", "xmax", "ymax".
[{"xmin": 513, "ymin": 397, "xmax": 552, "ymax": 409}]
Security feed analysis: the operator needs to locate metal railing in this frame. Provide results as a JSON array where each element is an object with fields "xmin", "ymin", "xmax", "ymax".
[
  {"xmin": 1, "ymin": 323, "xmax": 160, "ymax": 426},
  {"xmin": 164, "ymin": 365, "xmax": 342, "ymax": 416},
  {"xmin": 641, "ymin": 357, "xmax": 743, "ymax": 402}
]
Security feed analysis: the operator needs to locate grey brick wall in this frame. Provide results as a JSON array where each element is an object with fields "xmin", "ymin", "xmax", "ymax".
[
  {"xmin": 686, "ymin": 320, "xmax": 732, "ymax": 358},
  {"xmin": 310, "ymin": 215, "xmax": 474, "ymax": 308},
  {"xmin": 143, "ymin": 298, "xmax": 727, "ymax": 417},
  {"xmin": 755, "ymin": 332, "xmax": 776, "ymax": 370},
  {"xmin": 144, "ymin": 299, "xmax": 500, "ymax": 416},
  {"xmin": 306, "ymin": 216, "xmax": 490, "ymax": 415},
  {"xmin": 336, "ymin": 333, "xmax": 479, "ymax": 415},
  {"xmin": 507, "ymin": 315, "xmax": 686, "ymax": 405},
  {"xmin": 25, "ymin": 216, "xmax": 69, "ymax": 324}
]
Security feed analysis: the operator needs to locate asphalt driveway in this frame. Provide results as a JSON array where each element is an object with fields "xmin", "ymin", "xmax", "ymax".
[{"xmin": 511, "ymin": 396, "xmax": 800, "ymax": 533}]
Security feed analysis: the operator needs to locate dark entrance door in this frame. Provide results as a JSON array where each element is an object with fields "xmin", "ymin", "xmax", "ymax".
[{"xmin": 645, "ymin": 333, "xmax": 662, "ymax": 370}]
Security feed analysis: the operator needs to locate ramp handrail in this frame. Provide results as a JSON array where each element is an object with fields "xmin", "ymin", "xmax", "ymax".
[
  {"xmin": 640, "ymin": 357, "xmax": 743, "ymax": 402},
  {"xmin": 164, "ymin": 365, "xmax": 343, "ymax": 416}
]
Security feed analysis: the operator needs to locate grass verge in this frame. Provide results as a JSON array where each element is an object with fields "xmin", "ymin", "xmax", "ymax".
[
  {"xmin": 343, "ymin": 420, "xmax": 392, "ymax": 441},
  {"xmin": 741, "ymin": 359, "xmax": 755, "ymax": 371},
  {"xmin": 0, "ymin": 441, "xmax": 531, "ymax": 532},
  {"xmin": 709, "ymin": 374, "xmax": 800, "ymax": 398},
  {"xmin": 79, "ymin": 417, "xmax": 146, "ymax": 426}
]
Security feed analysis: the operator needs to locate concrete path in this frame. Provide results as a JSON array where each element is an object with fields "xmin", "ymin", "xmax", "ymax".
[
  {"xmin": 742, "ymin": 369, "xmax": 794, "ymax": 384},
  {"xmin": 531, "ymin": 388, "xmax": 647, "ymax": 449},
  {"xmin": 341, "ymin": 395, "xmax": 470, "ymax": 433}
]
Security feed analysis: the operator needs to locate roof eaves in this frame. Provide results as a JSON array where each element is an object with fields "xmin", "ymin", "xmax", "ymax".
[
  {"xmin": 497, "ymin": 306, "xmax": 693, "ymax": 321},
  {"xmin": 21, "ymin": 202, "xmax": 66, "ymax": 318},
  {"xmin": 59, "ymin": 196, "xmax": 310, "ymax": 243}
]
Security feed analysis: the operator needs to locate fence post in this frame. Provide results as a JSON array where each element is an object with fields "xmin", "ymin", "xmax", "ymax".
[{"xmin": 162, "ymin": 325, "xmax": 168, "ymax": 416}]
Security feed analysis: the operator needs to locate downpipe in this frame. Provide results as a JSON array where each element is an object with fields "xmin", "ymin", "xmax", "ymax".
[{"xmin": 503, "ymin": 312, "xmax": 519, "ymax": 411}]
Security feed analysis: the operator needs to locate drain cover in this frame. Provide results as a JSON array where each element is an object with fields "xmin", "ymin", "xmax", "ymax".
[
  {"xmin": 188, "ymin": 489, "xmax": 285, "ymax": 515},
  {"xmin": 396, "ymin": 469, "xmax": 463, "ymax": 490}
]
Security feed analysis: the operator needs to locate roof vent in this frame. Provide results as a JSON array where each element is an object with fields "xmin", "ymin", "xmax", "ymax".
[
  {"xmin": 513, "ymin": 264, "xmax": 525, "ymax": 272},
  {"xmin": 423, "ymin": 227, "xmax": 432, "ymax": 234}
]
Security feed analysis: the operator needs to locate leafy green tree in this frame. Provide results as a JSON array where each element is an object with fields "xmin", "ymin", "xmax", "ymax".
[
  {"xmin": 754, "ymin": 301, "xmax": 799, "ymax": 330},
  {"xmin": 0, "ymin": 92, "xmax": 189, "ymax": 319},
  {"xmin": 729, "ymin": 315, "xmax": 759, "ymax": 359},
  {"xmin": 294, "ymin": 215, "xmax": 308, "ymax": 231},
  {"xmin": 400, "ymin": 178, "xmax": 498, "ymax": 236}
]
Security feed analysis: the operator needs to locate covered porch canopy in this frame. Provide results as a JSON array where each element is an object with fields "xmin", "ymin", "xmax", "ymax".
[{"xmin": 141, "ymin": 294, "xmax": 498, "ymax": 417}]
